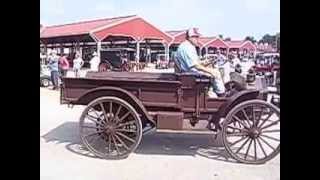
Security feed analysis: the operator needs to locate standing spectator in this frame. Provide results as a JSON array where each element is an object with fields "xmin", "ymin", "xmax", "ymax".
[
  {"xmin": 215, "ymin": 49, "xmax": 227, "ymax": 67},
  {"xmin": 89, "ymin": 51, "xmax": 100, "ymax": 72},
  {"xmin": 47, "ymin": 50, "xmax": 60, "ymax": 90},
  {"xmin": 230, "ymin": 52, "xmax": 241, "ymax": 69},
  {"xmin": 73, "ymin": 52, "xmax": 84, "ymax": 77},
  {"xmin": 59, "ymin": 53, "xmax": 69, "ymax": 77}
]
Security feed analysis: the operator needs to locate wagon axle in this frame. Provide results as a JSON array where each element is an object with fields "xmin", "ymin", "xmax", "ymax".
[{"xmin": 248, "ymin": 128, "xmax": 261, "ymax": 139}]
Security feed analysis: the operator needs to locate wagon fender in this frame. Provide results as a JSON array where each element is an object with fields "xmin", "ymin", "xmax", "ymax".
[
  {"xmin": 76, "ymin": 86, "xmax": 155, "ymax": 125},
  {"xmin": 219, "ymin": 90, "xmax": 260, "ymax": 117}
]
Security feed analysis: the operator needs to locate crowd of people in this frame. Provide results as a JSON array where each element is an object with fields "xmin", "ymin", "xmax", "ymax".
[
  {"xmin": 43, "ymin": 50, "xmax": 100, "ymax": 90},
  {"xmin": 41, "ymin": 36, "xmax": 279, "ymax": 94}
]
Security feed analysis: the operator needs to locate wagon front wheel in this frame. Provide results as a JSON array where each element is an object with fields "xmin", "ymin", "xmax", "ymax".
[
  {"xmin": 79, "ymin": 96, "xmax": 143, "ymax": 159},
  {"xmin": 222, "ymin": 100, "xmax": 280, "ymax": 164}
]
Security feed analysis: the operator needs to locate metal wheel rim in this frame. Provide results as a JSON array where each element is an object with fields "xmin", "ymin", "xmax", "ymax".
[
  {"xmin": 79, "ymin": 96, "xmax": 142, "ymax": 159},
  {"xmin": 222, "ymin": 99, "xmax": 280, "ymax": 164},
  {"xmin": 42, "ymin": 79, "xmax": 50, "ymax": 87}
]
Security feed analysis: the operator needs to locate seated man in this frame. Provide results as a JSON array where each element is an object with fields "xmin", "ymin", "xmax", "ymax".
[{"xmin": 175, "ymin": 28, "xmax": 226, "ymax": 97}]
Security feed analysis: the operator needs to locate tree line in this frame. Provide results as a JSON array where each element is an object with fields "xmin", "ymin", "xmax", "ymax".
[{"xmin": 219, "ymin": 33, "xmax": 280, "ymax": 51}]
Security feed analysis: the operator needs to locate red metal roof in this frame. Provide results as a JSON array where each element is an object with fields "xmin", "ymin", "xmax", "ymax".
[
  {"xmin": 226, "ymin": 40, "xmax": 256, "ymax": 50},
  {"xmin": 200, "ymin": 37, "xmax": 229, "ymax": 49},
  {"xmin": 225, "ymin": 40, "xmax": 245, "ymax": 47},
  {"xmin": 40, "ymin": 15, "xmax": 173, "ymax": 43},
  {"xmin": 198, "ymin": 37, "xmax": 215, "ymax": 46},
  {"xmin": 40, "ymin": 15, "xmax": 136, "ymax": 38},
  {"xmin": 166, "ymin": 30, "xmax": 186, "ymax": 36}
]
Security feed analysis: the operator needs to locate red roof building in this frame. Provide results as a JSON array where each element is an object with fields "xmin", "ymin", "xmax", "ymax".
[
  {"xmin": 40, "ymin": 15, "xmax": 174, "ymax": 63},
  {"xmin": 40, "ymin": 15, "xmax": 172, "ymax": 44},
  {"xmin": 198, "ymin": 37, "xmax": 228, "ymax": 49},
  {"xmin": 165, "ymin": 30, "xmax": 187, "ymax": 45},
  {"xmin": 226, "ymin": 40, "xmax": 256, "ymax": 51}
]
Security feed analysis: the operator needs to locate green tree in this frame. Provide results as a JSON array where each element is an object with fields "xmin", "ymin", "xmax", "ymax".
[
  {"xmin": 218, "ymin": 34, "xmax": 223, "ymax": 39},
  {"xmin": 276, "ymin": 33, "xmax": 280, "ymax": 52},
  {"xmin": 259, "ymin": 34, "xmax": 276, "ymax": 46},
  {"xmin": 244, "ymin": 36, "xmax": 257, "ymax": 43}
]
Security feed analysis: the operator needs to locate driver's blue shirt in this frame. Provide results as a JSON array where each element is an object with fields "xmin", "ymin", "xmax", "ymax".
[
  {"xmin": 175, "ymin": 40, "xmax": 226, "ymax": 94},
  {"xmin": 175, "ymin": 40, "xmax": 199, "ymax": 72}
]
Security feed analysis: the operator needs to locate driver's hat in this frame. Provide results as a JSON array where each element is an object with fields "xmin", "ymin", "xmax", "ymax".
[{"xmin": 186, "ymin": 28, "xmax": 200, "ymax": 38}]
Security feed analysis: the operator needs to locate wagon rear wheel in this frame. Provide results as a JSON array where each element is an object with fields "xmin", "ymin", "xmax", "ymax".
[
  {"xmin": 79, "ymin": 96, "xmax": 142, "ymax": 159},
  {"xmin": 222, "ymin": 99, "xmax": 280, "ymax": 164}
]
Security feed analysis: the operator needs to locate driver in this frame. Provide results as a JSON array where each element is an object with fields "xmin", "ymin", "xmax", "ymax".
[{"xmin": 175, "ymin": 28, "xmax": 226, "ymax": 97}]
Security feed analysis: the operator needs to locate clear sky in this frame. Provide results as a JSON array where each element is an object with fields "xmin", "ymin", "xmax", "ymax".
[{"xmin": 40, "ymin": 0, "xmax": 279, "ymax": 40}]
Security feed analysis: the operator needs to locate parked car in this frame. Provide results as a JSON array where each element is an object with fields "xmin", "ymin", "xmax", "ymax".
[{"xmin": 40, "ymin": 72, "xmax": 51, "ymax": 87}]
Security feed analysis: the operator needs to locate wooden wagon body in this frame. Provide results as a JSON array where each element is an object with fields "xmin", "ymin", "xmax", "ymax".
[{"xmin": 60, "ymin": 71, "xmax": 280, "ymax": 164}]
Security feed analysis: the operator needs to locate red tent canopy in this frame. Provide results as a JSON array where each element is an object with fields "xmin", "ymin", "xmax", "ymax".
[{"xmin": 40, "ymin": 15, "xmax": 172, "ymax": 43}]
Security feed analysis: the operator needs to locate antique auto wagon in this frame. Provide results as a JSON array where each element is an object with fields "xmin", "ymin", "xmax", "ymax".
[
  {"xmin": 98, "ymin": 48, "xmax": 135, "ymax": 72},
  {"xmin": 60, "ymin": 71, "xmax": 280, "ymax": 164}
]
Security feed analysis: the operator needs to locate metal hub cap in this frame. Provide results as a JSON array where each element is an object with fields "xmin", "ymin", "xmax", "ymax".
[{"xmin": 249, "ymin": 128, "xmax": 260, "ymax": 139}]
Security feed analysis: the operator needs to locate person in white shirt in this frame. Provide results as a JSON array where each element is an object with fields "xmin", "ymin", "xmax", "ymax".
[
  {"xmin": 90, "ymin": 52, "xmax": 100, "ymax": 72},
  {"xmin": 216, "ymin": 49, "xmax": 227, "ymax": 68},
  {"xmin": 73, "ymin": 52, "xmax": 84, "ymax": 78},
  {"xmin": 231, "ymin": 52, "xmax": 241, "ymax": 69}
]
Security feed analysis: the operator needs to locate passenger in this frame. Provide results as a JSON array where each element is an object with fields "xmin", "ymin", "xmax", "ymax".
[{"xmin": 175, "ymin": 28, "xmax": 226, "ymax": 98}]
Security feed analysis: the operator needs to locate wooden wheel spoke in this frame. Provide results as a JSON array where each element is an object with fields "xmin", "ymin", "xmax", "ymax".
[
  {"xmin": 111, "ymin": 134, "xmax": 121, "ymax": 155},
  {"xmin": 227, "ymin": 125, "xmax": 244, "ymax": 132},
  {"xmin": 258, "ymin": 110, "xmax": 274, "ymax": 128},
  {"xmin": 100, "ymin": 103, "xmax": 109, "ymax": 122},
  {"xmin": 253, "ymin": 139, "xmax": 257, "ymax": 160},
  {"xmin": 229, "ymin": 136, "xmax": 247, "ymax": 147},
  {"xmin": 109, "ymin": 101, "xmax": 113, "ymax": 114},
  {"xmin": 115, "ymin": 105, "xmax": 123, "ymax": 121},
  {"xmin": 241, "ymin": 109, "xmax": 252, "ymax": 127},
  {"xmin": 81, "ymin": 125, "xmax": 101, "ymax": 129},
  {"xmin": 256, "ymin": 138, "xmax": 267, "ymax": 157},
  {"xmin": 235, "ymin": 137, "xmax": 251, "ymax": 154},
  {"xmin": 84, "ymin": 131, "xmax": 105, "ymax": 138},
  {"xmin": 114, "ymin": 134, "xmax": 130, "ymax": 150},
  {"xmin": 245, "ymin": 139, "xmax": 253, "ymax": 160},
  {"xmin": 227, "ymin": 132, "xmax": 248, "ymax": 137},
  {"xmin": 255, "ymin": 106, "xmax": 264, "ymax": 127},
  {"xmin": 119, "ymin": 111, "xmax": 131, "ymax": 122},
  {"xmin": 261, "ymin": 120, "xmax": 280, "ymax": 130},
  {"xmin": 260, "ymin": 134, "xmax": 280, "ymax": 142},
  {"xmin": 116, "ymin": 128, "xmax": 137, "ymax": 133},
  {"xmin": 108, "ymin": 135, "xmax": 112, "ymax": 154},
  {"xmin": 233, "ymin": 115, "xmax": 249, "ymax": 129},
  {"xmin": 116, "ymin": 132, "xmax": 136, "ymax": 143},
  {"xmin": 116, "ymin": 120, "xmax": 136, "ymax": 128},
  {"xmin": 262, "ymin": 129, "xmax": 280, "ymax": 133},
  {"xmin": 259, "ymin": 137, "xmax": 276, "ymax": 151},
  {"xmin": 252, "ymin": 106, "xmax": 256, "ymax": 127}
]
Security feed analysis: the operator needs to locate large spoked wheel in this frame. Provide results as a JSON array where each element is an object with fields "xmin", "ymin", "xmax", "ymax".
[
  {"xmin": 222, "ymin": 99, "xmax": 280, "ymax": 164},
  {"xmin": 79, "ymin": 96, "xmax": 143, "ymax": 159}
]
